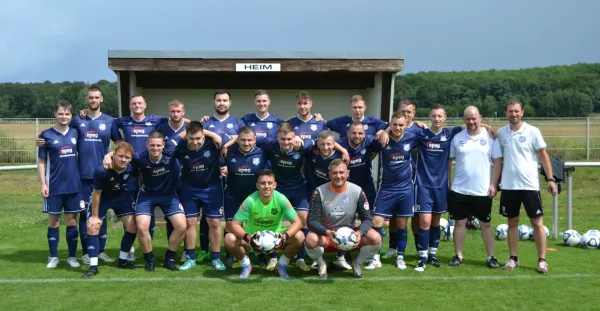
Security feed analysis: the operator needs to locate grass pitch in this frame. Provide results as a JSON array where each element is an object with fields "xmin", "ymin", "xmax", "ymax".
[{"xmin": 0, "ymin": 170, "xmax": 599, "ymax": 310}]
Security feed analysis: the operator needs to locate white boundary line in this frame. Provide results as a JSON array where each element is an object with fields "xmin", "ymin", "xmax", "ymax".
[{"xmin": 0, "ymin": 273, "xmax": 598, "ymax": 284}]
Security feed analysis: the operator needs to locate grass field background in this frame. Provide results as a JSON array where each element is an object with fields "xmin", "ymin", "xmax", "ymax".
[{"xmin": 1, "ymin": 169, "xmax": 599, "ymax": 310}]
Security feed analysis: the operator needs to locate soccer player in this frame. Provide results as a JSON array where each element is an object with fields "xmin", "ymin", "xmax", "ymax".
[
  {"xmin": 369, "ymin": 112, "xmax": 419, "ymax": 270},
  {"xmin": 224, "ymin": 170, "xmax": 305, "ymax": 279},
  {"xmin": 223, "ymin": 127, "xmax": 267, "ymax": 267},
  {"xmin": 447, "ymin": 106, "xmax": 502, "ymax": 269},
  {"xmin": 305, "ymin": 130, "xmax": 344, "ymax": 196},
  {"xmin": 164, "ymin": 121, "xmax": 227, "ymax": 271},
  {"xmin": 35, "ymin": 86, "xmax": 121, "ymax": 264},
  {"xmin": 82, "ymin": 141, "xmax": 139, "ymax": 278},
  {"xmin": 326, "ymin": 95, "xmax": 388, "ymax": 138},
  {"xmin": 305, "ymin": 159, "xmax": 382, "ymax": 279},
  {"xmin": 241, "ymin": 90, "xmax": 285, "ymax": 139},
  {"xmin": 287, "ymin": 91, "xmax": 327, "ymax": 141},
  {"xmin": 38, "ymin": 101, "xmax": 84, "ymax": 268},
  {"xmin": 491, "ymin": 99, "xmax": 557, "ymax": 273},
  {"xmin": 256, "ymin": 123, "xmax": 349, "ymax": 271}
]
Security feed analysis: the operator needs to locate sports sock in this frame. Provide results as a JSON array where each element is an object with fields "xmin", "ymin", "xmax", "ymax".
[
  {"xmin": 66, "ymin": 225, "xmax": 78, "ymax": 258},
  {"xmin": 87, "ymin": 234, "xmax": 99, "ymax": 268},
  {"xmin": 296, "ymin": 228, "xmax": 310, "ymax": 260},
  {"xmin": 78, "ymin": 213, "xmax": 87, "ymax": 254},
  {"xmin": 199, "ymin": 216, "xmax": 209, "ymax": 252},
  {"xmin": 374, "ymin": 227, "xmax": 385, "ymax": 256},
  {"xmin": 240, "ymin": 255, "xmax": 250, "ymax": 267},
  {"xmin": 305, "ymin": 246, "xmax": 324, "ymax": 261},
  {"xmin": 120, "ymin": 231, "xmax": 136, "ymax": 256},
  {"xmin": 396, "ymin": 228, "xmax": 407, "ymax": 261},
  {"xmin": 429, "ymin": 225, "xmax": 440, "ymax": 257},
  {"xmin": 278, "ymin": 254, "xmax": 291, "ymax": 266},
  {"xmin": 417, "ymin": 228, "xmax": 429, "ymax": 262},
  {"xmin": 211, "ymin": 251, "xmax": 220, "ymax": 261},
  {"xmin": 388, "ymin": 231, "xmax": 397, "ymax": 250},
  {"xmin": 164, "ymin": 249, "xmax": 176, "ymax": 262},
  {"xmin": 99, "ymin": 220, "xmax": 108, "ymax": 253},
  {"xmin": 143, "ymin": 251, "xmax": 155, "ymax": 263},
  {"xmin": 165, "ymin": 217, "xmax": 174, "ymax": 240},
  {"xmin": 48, "ymin": 227, "xmax": 59, "ymax": 257},
  {"xmin": 510, "ymin": 256, "xmax": 518, "ymax": 262},
  {"xmin": 357, "ymin": 244, "xmax": 380, "ymax": 265},
  {"xmin": 538, "ymin": 258, "xmax": 545, "ymax": 262},
  {"xmin": 269, "ymin": 251, "xmax": 277, "ymax": 259},
  {"xmin": 149, "ymin": 215, "xmax": 156, "ymax": 240},
  {"xmin": 185, "ymin": 249, "xmax": 196, "ymax": 260},
  {"xmin": 337, "ymin": 251, "xmax": 346, "ymax": 258}
]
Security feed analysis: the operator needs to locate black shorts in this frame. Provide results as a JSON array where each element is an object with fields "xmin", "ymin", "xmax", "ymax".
[
  {"xmin": 447, "ymin": 190, "xmax": 492, "ymax": 223},
  {"xmin": 499, "ymin": 190, "xmax": 543, "ymax": 218}
]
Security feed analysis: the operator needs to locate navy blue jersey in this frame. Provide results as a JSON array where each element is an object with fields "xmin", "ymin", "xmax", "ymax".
[
  {"xmin": 115, "ymin": 115, "xmax": 168, "ymax": 152},
  {"xmin": 256, "ymin": 138, "xmax": 314, "ymax": 191},
  {"xmin": 379, "ymin": 132, "xmax": 419, "ymax": 190},
  {"xmin": 70, "ymin": 114, "xmax": 121, "ymax": 180},
  {"xmin": 225, "ymin": 145, "xmax": 267, "ymax": 198},
  {"xmin": 337, "ymin": 135, "xmax": 383, "ymax": 185},
  {"xmin": 305, "ymin": 150, "xmax": 343, "ymax": 191},
  {"xmin": 241, "ymin": 113, "xmax": 284, "ymax": 139},
  {"xmin": 156, "ymin": 121, "xmax": 187, "ymax": 141},
  {"xmin": 38, "ymin": 127, "xmax": 81, "ymax": 195},
  {"xmin": 327, "ymin": 115, "xmax": 388, "ymax": 138},
  {"xmin": 165, "ymin": 136, "xmax": 221, "ymax": 189},
  {"xmin": 202, "ymin": 115, "xmax": 245, "ymax": 145},
  {"xmin": 287, "ymin": 116, "xmax": 327, "ymax": 140},
  {"xmin": 92, "ymin": 163, "xmax": 136, "ymax": 201},
  {"xmin": 132, "ymin": 150, "xmax": 179, "ymax": 195},
  {"xmin": 414, "ymin": 127, "xmax": 462, "ymax": 188}
]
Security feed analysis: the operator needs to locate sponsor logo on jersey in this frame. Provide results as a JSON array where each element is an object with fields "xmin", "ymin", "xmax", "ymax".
[
  {"xmin": 427, "ymin": 142, "xmax": 441, "ymax": 149},
  {"xmin": 191, "ymin": 162, "xmax": 205, "ymax": 171},
  {"xmin": 132, "ymin": 126, "xmax": 145, "ymax": 135},
  {"xmin": 59, "ymin": 145, "xmax": 75, "ymax": 157},
  {"xmin": 152, "ymin": 166, "xmax": 167, "ymax": 176},
  {"xmin": 237, "ymin": 166, "xmax": 252, "ymax": 174},
  {"xmin": 85, "ymin": 130, "xmax": 100, "ymax": 140}
]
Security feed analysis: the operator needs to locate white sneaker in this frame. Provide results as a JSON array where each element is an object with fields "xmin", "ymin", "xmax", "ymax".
[
  {"xmin": 82, "ymin": 254, "xmax": 90, "ymax": 265},
  {"xmin": 317, "ymin": 259, "xmax": 327, "ymax": 279},
  {"xmin": 296, "ymin": 259, "xmax": 310, "ymax": 271},
  {"xmin": 364, "ymin": 254, "xmax": 381, "ymax": 270},
  {"xmin": 396, "ymin": 259, "xmax": 407, "ymax": 270},
  {"xmin": 334, "ymin": 256, "xmax": 352, "ymax": 270},
  {"xmin": 67, "ymin": 257, "xmax": 81, "ymax": 268},
  {"xmin": 47, "ymin": 257, "xmax": 59, "ymax": 268},
  {"xmin": 311, "ymin": 261, "xmax": 318, "ymax": 270},
  {"xmin": 98, "ymin": 252, "xmax": 114, "ymax": 263},
  {"xmin": 266, "ymin": 258, "xmax": 278, "ymax": 271},
  {"xmin": 180, "ymin": 251, "xmax": 188, "ymax": 263},
  {"xmin": 128, "ymin": 246, "xmax": 136, "ymax": 262},
  {"xmin": 383, "ymin": 249, "xmax": 397, "ymax": 258}
]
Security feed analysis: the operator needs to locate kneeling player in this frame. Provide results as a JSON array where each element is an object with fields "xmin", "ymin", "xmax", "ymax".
[
  {"xmin": 82, "ymin": 142, "xmax": 138, "ymax": 278},
  {"xmin": 305, "ymin": 159, "xmax": 381, "ymax": 279},
  {"xmin": 224, "ymin": 170, "xmax": 305, "ymax": 279}
]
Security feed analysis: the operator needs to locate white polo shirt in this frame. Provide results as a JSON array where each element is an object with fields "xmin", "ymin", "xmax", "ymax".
[
  {"xmin": 492, "ymin": 122, "xmax": 547, "ymax": 191},
  {"xmin": 450, "ymin": 128, "xmax": 500, "ymax": 196}
]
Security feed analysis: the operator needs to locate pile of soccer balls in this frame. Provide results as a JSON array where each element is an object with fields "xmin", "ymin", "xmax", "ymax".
[
  {"xmin": 494, "ymin": 224, "xmax": 550, "ymax": 241},
  {"xmin": 562, "ymin": 229, "xmax": 600, "ymax": 249}
]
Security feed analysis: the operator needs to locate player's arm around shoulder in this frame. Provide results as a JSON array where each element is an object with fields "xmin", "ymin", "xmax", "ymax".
[
  {"xmin": 355, "ymin": 188, "xmax": 372, "ymax": 236},
  {"xmin": 307, "ymin": 188, "xmax": 328, "ymax": 236}
]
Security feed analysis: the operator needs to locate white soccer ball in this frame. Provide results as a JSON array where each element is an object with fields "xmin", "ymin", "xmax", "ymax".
[
  {"xmin": 255, "ymin": 230, "xmax": 280, "ymax": 254},
  {"xmin": 439, "ymin": 218, "xmax": 449, "ymax": 235},
  {"xmin": 581, "ymin": 231, "xmax": 600, "ymax": 249},
  {"xmin": 334, "ymin": 227, "xmax": 358, "ymax": 251},
  {"xmin": 584, "ymin": 229, "xmax": 600, "ymax": 237},
  {"xmin": 496, "ymin": 224, "xmax": 508, "ymax": 240},
  {"xmin": 562, "ymin": 229, "xmax": 582, "ymax": 247},
  {"xmin": 445, "ymin": 225, "xmax": 455, "ymax": 241},
  {"xmin": 518, "ymin": 224, "xmax": 532, "ymax": 241},
  {"xmin": 472, "ymin": 218, "xmax": 481, "ymax": 230}
]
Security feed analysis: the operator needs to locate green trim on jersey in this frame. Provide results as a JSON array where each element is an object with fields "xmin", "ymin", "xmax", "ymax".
[{"xmin": 234, "ymin": 190, "xmax": 298, "ymax": 234}]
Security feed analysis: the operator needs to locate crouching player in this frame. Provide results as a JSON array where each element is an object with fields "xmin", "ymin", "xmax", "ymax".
[
  {"xmin": 224, "ymin": 170, "xmax": 305, "ymax": 279},
  {"xmin": 82, "ymin": 142, "xmax": 138, "ymax": 278},
  {"xmin": 305, "ymin": 159, "xmax": 381, "ymax": 279}
]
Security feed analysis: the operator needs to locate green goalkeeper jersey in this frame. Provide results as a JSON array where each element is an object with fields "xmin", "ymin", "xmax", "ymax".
[{"xmin": 234, "ymin": 190, "xmax": 298, "ymax": 234}]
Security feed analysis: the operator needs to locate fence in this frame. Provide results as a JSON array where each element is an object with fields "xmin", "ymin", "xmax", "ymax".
[{"xmin": 1, "ymin": 117, "xmax": 600, "ymax": 163}]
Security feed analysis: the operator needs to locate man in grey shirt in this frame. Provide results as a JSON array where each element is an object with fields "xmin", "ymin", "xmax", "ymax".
[{"xmin": 306, "ymin": 159, "xmax": 382, "ymax": 279}]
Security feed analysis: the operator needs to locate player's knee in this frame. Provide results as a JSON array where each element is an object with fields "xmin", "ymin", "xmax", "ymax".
[
  {"xmin": 367, "ymin": 229, "xmax": 382, "ymax": 245},
  {"xmin": 48, "ymin": 215, "xmax": 60, "ymax": 228},
  {"xmin": 455, "ymin": 219, "xmax": 467, "ymax": 228},
  {"xmin": 480, "ymin": 220, "xmax": 492, "ymax": 229},
  {"xmin": 371, "ymin": 216, "xmax": 384, "ymax": 227},
  {"xmin": 396, "ymin": 217, "xmax": 408, "ymax": 229},
  {"xmin": 207, "ymin": 217, "xmax": 221, "ymax": 229},
  {"xmin": 305, "ymin": 232, "xmax": 319, "ymax": 249},
  {"xmin": 186, "ymin": 217, "xmax": 198, "ymax": 228},
  {"xmin": 530, "ymin": 217, "xmax": 543, "ymax": 228},
  {"xmin": 87, "ymin": 225, "xmax": 100, "ymax": 236},
  {"xmin": 224, "ymin": 233, "xmax": 237, "ymax": 247},
  {"xmin": 291, "ymin": 230, "xmax": 305, "ymax": 244},
  {"xmin": 508, "ymin": 217, "xmax": 520, "ymax": 227},
  {"xmin": 64, "ymin": 215, "xmax": 77, "ymax": 226}
]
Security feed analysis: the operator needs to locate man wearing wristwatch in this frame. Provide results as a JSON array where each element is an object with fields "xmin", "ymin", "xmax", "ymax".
[{"xmin": 491, "ymin": 99, "xmax": 558, "ymax": 274}]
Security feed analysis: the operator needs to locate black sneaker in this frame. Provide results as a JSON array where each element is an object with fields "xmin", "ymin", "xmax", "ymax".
[
  {"xmin": 163, "ymin": 260, "xmax": 179, "ymax": 271},
  {"xmin": 145, "ymin": 261, "xmax": 155, "ymax": 272},
  {"xmin": 449, "ymin": 255, "xmax": 464, "ymax": 267},
  {"xmin": 487, "ymin": 257, "xmax": 500, "ymax": 269},
  {"xmin": 81, "ymin": 267, "xmax": 98, "ymax": 278},
  {"xmin": 427, "ymin": 256, "xmax": 442, "ymax": 268},
  {"xmin": 414, "ymin": 260, "xmax": 426, "ymax": 272},
  {"xmin": 117, "ymin": 259, "xmax": 138, "ymax": 270},
  {"xmin": 225, "ymin": 255, "xmax": 234, "ymax": 269}
]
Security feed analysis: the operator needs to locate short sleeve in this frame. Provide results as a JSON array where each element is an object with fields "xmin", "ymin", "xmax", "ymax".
[
  {"xmin": 449, "ymin": 140, "xmax": 456, "ymax": 159},
  {"xmin": 234, "ymin": 195, "xmax": 253, "ymax": 223},
  {"xmin": 531, "ymin": 128, "xmax": 547, "ymax": 151},
  {"xmin": 302, "ymin": 139, "xmax": 315, "ymax": 152},
  {"xmin": 491, "ymin": 138, "xmax": 503, "ymax": 159},
  {"xmin": 366, "ymin": 135, "xmax": 383, "ymax": 153},
  {"xmin": 237, "ymin": 118, "xmax": 246, "ymax": 128},
  {"xmin": 37, "ymin": 133, "xmax": 47, "ymax": 159},
  {"xmin": 255, "ymin": 137, "xmax": 275, "ymax": 152},
  {"xmin": 110, "ymin": 119, "xmax": 122, "ymax": 142},
  {"xmin": 326, "ymin": 117, "xmax": 342, "ymax": 133},
  {"xmin": 373, "ymin": 117, "xmax": 388, "ymax": 131},
  {"xmin": 450, "ymin": 126, "xmax": 462, "ymax": 139},
  {"xmin": 92, "ymin": 167, "xmax": 105, "ymax": 191}
]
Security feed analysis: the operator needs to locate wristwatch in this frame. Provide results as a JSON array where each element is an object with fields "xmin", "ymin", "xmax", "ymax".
[{"xmin": 546, "ymin": 178, "xmax": 556, "ymax": 182}]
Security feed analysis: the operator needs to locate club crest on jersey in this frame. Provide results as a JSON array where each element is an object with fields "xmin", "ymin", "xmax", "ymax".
[
  {"xmin": 99, "ymin": 123, "xmax": 106, "ymax": 131},
  {"xmin": 403, "ymin": 144, "xmax": 411, "ymax": 151},
  {"xmin": 480, "ymin": 138, "xmax": 487, "ymax": 146},
  {"xmin": 364, "ymin": 124, "xmax": 369, "ymax": 130},
  {"xmin": 123, "ymin": 174, "xmax": 129, "ymax": 180},
  {"xmin": 518, "ymin": 136, "xmax": 526, "ymax": 143},
  {"xmin": 203, "ymin": 150, "xmax": 211, "ymax": 158},
  {"xmin": 343, "ymin": 196, "xmax": 350, "ymax": 204},
  {"xmin": 71, "ymin": 138, "xmax": 77, "ymax": 144},
  {"xmin": 293, "ymin": 154, "xmax": 300, "ymax": 159},
  {"xmin": 440, "ymin": 136, "xmax": 447, "ymax": 142},
  {"xmin": 271, "ymin": 208, "xmax": 278, "ymax": 215},
  {"xmin": 267, "ymin": 122, "xmax": 273, "ymax": 129},
  {"xmin": 360, "ymin": 149, "xmax": 366, "ymax": 155},
  {"xmin": 310, "ymin": 124, "xmax": 317, "ymax": 131},
  {"xmin": 252, "ymin": 157, "xmax": 260, "ymax": 166},
  {"xmin": 226, "ymin": 123, "xmax": 233, "ymax": 129}
]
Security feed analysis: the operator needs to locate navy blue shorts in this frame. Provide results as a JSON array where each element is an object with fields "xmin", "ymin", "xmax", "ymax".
[
  {"xmin": 373, "ymin": 186, "xmax": 414, "ymax": 218},
  {"xmin": 179, "ymin": 185, "xmax": 224, "ymax": 219},
  {"xmin": 80, "ymin": 179, "xmax": 94, "ymax": 208},
  {"xmin": 415, "ymin": 185, "xmax": 448, "ymax": 214},
  {"xmin": 224, "ymin": 189, "xmax": 246, "ymax": 221},
  {"xmin": 279, "ymin": 186, "xmax": 309, "ymax": 212},
  {"xmin": 135, "ymin": 191, "xmax": 184, "ymax": 217},
  {"xmin": 42, "ymin": 193, "xmax": 85, "ymax": 215},
  {"xmin": 88, "ymin": 193, "xmax": 136, "ymax": 220}
]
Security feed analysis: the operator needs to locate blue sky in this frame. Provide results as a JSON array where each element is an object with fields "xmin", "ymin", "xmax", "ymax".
[{"xmin": 1, "ymin": 0, "xmax": 599, "ymax": 82}]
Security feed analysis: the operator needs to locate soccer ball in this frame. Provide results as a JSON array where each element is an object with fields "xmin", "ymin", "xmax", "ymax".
[
  {"xmin": 518, "ymin": 224, "xmax": 532, "ymax": 241},
  {"xmin": 439, "ymin": 218, "xmax": 449, "ymax": 237},
  {"xmin": 255, "ymin": 230, "xmax": 280, "ymax": 254},
  {"xmin": 581, "ymin": 231, "xmax": 600, "ymax": 249},
  {"xmin": 445, "ymin": 225, "xmax": 455, "ymax": 241},
  {"xmin": 562, "ymin": 229, "xmax": 582, "ymax": 247},
  {"xmin": 495, "ymin": 224, "xmax": 508, "ymax": 240},
  {"xmin": 334, "ymin": 227, "xmax": 358, "ymax": 251},
  {"xmin": 472, "ymin": 218, "xmax": 481, "ymax": 230},
  {"xmin": 584, "ymin": 229, "xmax": 600, "ymax": 237}
]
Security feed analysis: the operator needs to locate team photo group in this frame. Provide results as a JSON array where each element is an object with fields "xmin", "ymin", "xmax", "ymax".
[{"xmin": 36, "ymin": 86, "xmax": 558, "ymax": 280}]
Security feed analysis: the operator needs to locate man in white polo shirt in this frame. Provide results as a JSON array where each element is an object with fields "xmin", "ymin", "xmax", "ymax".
[
  {"xmin": 491, "ymin": 99, "xmax": 557, "ymax": 274},
  {"xmin": 448, "ymin": 106, "xmax": 502, "ymax": 269}
]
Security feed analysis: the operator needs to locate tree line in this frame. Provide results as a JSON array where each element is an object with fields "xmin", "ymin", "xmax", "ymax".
[{"xmin": 1, "ymin": 63, "xmax": 599, "ymax": 118}]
